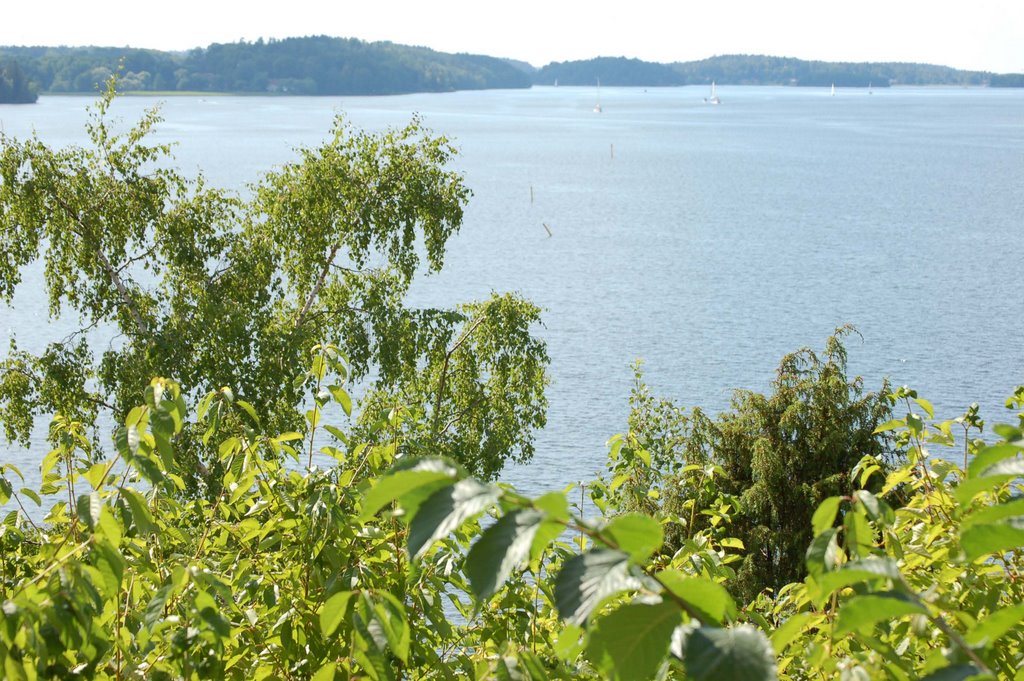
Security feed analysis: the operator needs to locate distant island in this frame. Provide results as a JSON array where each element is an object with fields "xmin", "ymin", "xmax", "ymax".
[{"xmin": 2, "ymin": 37, "xmax": 1023, "ymax": 103}]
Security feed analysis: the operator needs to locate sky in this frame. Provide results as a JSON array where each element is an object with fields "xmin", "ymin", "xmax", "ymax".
[{"xmin": 4, "ymin": 0, "xmax": 1023, "ymax": 73}]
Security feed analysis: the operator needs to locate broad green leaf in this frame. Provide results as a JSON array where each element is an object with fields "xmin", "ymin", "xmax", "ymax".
[
  {"xmin": 407, "ymin": 478, "xmax": 500, "ymax": 559},
  {"xmin": 122, "ymin": 488, "xmax": 156, "ymax": 535},
  {"xmin": 82, "ymin": 462, "xmax": 109, "ymax": 489},
  {"xmin": 854, "ymin": 490, "xmax": 893, "ymax": 526},
  {"xmin": 961, "ymin": 498, "xmax": 1024, "ymax": 531},
  {"xmin": 835, "ymin": 592, "xmax": 927, "ymax": 635},
  {"xmin": 965, "ymin": 603, "xmax": 1024, "ymax": 646},
  {"xmin": 805, "ymin": 528, "xmax": 840, "ymax": 577},
  {"xmin": 586, "ymin": 601, "xmax": 680, "ymax": 681},
  {"xmin": 918, "ymin": 664, "xmax": 990, "ymax": 681},
  {"xmin": 657, "ymin": 570, "xmax": 736, "ymax": 625},
  {"xmin": 812, "ymin": 496, "xmax": 842, "ymax": 535},
  {"xmin": 682, "ymin": 624, "xmax": 778, "ymax": 681},
  {"xmin": 978, "ymin": 456, "xmax": 1024, "ymax": 478},
  {"xmin": 0, "ymin": 477, "xmax": 10, "ymax": 506},
  {"xmin": 554, "ymin": 623, "xmax": 586, "ymax": 662},
  {"xmin": 810, "ymin": 557, "xmax": 902, "ymax": 605},
  {"xmin": 603, "ymin": 513, "xmax": 664, "ymax": 562},
  {"xmin": 466, "ymin": 509, "xmax": 545, "ymax": 600},
  {"xmin": 914, "ymin": 397, "xmax": 935, "ymax": 419},
  {"xmin": 328, "ymin": 384, "xmax": 352, "ymax": 416},
  {"xmin": 77, "ymin": 492, "xmax": 101, "ymax": 530},
  {"xmin": 369, "ymin": 592, "xmax": 410, "ymax": 663},
  {"xmin": 532, "ymin": 491, "xmax": 570, "ymax": 521},
  {"xmin": 320, "ymin": 591, "xmax": 354, "ymax": 636},
  {"xmin": 967, "ymin": 443, "xmax": 1022, "ymax": 479},
  {"xmin": 844, "ymin": 508, "xmax": 875, "ymax": 558},
  {"xmin": 312, "ymin": 662, "xmax": 337, "ymax": 681},
  {"xmin": 555, "ymin": 549, "xmax": 640, "ymax": 625},
  {"xmin": 770, "ymin": 612, "xmax": 815, "ymax": 654},
  {"xmin": 961, "ymin": 523, "xmax": 1024, "ymax": 562},
  {"xmin": 19, "ymin": 487, "xmax": 40, "ymax": 507},
  {"xmin": 873, "ymin": 419, "xmax": 905, "ymax": 434},
  {"xmin": 235, "ymin": 399, "xmax": 261, "ymax": 427},
  {"xmin": 359, "ymin": 458, "xmax": 461, "ymax": 522}
]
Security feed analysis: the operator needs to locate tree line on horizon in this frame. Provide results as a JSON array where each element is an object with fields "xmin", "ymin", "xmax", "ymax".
[{"xmin": 2, "ymin": 37, "xmax": 1023, "ymax": 102}]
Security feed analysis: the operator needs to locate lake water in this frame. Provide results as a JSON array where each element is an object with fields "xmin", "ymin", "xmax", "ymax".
[{"xmin": 1, "ymin": 86, "xmax": 1022, "ymax": 498}]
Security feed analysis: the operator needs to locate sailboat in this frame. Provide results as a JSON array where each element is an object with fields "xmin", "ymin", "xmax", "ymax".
[
  {"xmin": 704, "ymin": 81, "xmax": 720, "ymax": 104},
  {"xmin": 830, "ymin": 83, "xmax": 836, "ymax": 96},
  {"xmin": 593, "ymin": 78, "xmax": 602, "ymax": 113}
]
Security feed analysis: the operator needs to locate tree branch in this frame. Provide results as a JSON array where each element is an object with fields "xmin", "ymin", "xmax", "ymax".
[
  {"xmin": 49, "ymin": 192, "xmax": 150, "ymax": 335},
  {"xmin": 431, "ymin": 312, "xmax": 488, "ymax": 440},
  {"xmin": 294, "ymin": 243, "xmax": 341, "ymax": 329}
]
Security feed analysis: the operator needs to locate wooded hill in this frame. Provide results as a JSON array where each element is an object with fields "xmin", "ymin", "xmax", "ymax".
[
  {"xmin": 3, "ymin": 38, "xmax": 1023, "ymax": 101},
  {"xmin": 535, "ymin": 54, "xmax": 1024, "ymax": 87},
  {"xmin": 0, "ymin": 36, "xmax": 531, "ymax": 96}
]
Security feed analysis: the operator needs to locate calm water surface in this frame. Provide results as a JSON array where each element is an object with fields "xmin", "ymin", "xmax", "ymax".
[{"xmin": 2, "ymin": 86, "xmax": 1022, "ymax": 497}]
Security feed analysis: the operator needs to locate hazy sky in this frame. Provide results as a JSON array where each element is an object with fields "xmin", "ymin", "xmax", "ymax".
[{"xmin": 4, "ymin": 0, "xmax": 1023, "ymax": 73}]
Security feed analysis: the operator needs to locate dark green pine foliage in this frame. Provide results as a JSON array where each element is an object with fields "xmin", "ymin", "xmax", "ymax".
[
  {"xmin": 612, "ymin": 329, "xmax": 898, "ymax": 604},
  {"xmin": 713, "ymin": 330, "xmax": 897, "ymax": 601}
]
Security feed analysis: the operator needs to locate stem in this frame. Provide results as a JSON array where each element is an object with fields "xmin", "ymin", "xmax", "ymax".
[
  {"xmin": 431, "ymin": 314, "xmax": 487, "ymax": 440},
  {"xmin": 295, "ymin": 243, "xmax": 341, "ymax": 329}
]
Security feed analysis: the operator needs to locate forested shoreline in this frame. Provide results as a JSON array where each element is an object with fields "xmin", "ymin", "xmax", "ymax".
[{"xmin": 2, "ymin": 36, "xmax": 1022, "ymax": 102}]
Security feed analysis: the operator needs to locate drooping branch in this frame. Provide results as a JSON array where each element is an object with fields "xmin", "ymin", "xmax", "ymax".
[
  {"xmin": 431, "ymin": 312, "xmax": 488, "ymax": 440},
  {"xmin": 50, "ymin": 192, "xmax": 150, "ymax": 335}
]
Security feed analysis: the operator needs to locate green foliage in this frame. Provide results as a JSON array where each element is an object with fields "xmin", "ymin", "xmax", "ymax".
[
  {"xmin": 599, "ymin": 329, "xmax": 899, "ymax": 602},
  {"xmin": 0, "ymin": 59, "xmax": 37, "ymax": 104},
  {"xmin": 0, "ymin": 348, "xmax": 1022, "ymax": 678},
  {"xmin": 0, "ymin": 84, "xmax": 548, "ymax": 487}
]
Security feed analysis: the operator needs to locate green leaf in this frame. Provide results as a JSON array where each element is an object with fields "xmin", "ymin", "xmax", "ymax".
[
  {"xmin": 961, "ymin": 498, "xmax": 1024, "ymax": 530},
  {"xmin": 0, "ymin": 477, "xmax": 11, "ymax": 505},
  {"xmin": 967, "ymin": 443, "xmax": 1022, "ymax": 479},
  {"xmin": 369, "ymin": 592, "xmax": 410, "ymax": 664},
  {"xmin": 328, "ymin": 384, "xmax": 352, "ymax": 416},
  {"xmin": 812, "ymin": 496, "xmax": 843, "ymax": 535},
  {"xmin": 810, "ymin": 557, "xmax": 902, "ymax": 605},
  {"xmin": 82, "ymin": 462, "xmax": 109, "ymax": 489},
  {"xmin": 914, "ymin": 397, "xmax": 935, "ymax": 419},
  {"xmin": 19, "ymin": 487, "xmax": 40, "ymax": 507},
  {"xmin": 770, "ymin": 612, "xmax": 814, "ymax": 654},
  {"xmin": 603, "ymin": 513, "xmax": 663, "ymax": 563},
  {"xmin": 854, "ymin": 490, "xmax": 893, "ymax": 526},
  {"xmin": 554, "ymin": 549, "xmax": 640, "ymax": 625},
  {"xmin": 311, "ymin": 662, "xmax": 337, "ymax": 681},
  {"xmin": 681, "ymin": 624, "xmax": 778, "ymax": 681},
  {"xmin": 657, "ymin": 570, "xmax": 737, "ymax": 625},
  {"xmin": 359, "ymin": 458, "xmax": 461, "ymax": 522},
  {"xmin": 805, "ymin": 528, "xmax": 840, "ymax": 577},
  {"xmin": 320, "ymin": 591, "xmax": 354, "ymax": 636},
  {"xmin": 965, "ymin": 603, "xmax": 1024, "ymax": 646},
  {"xmin": 466, "ymin": 509, "xmax": 545, "ymax": 600},
  {"xmin": 961, "ymin": 523, "xmax": 1024, "ymax": 562},
  {"xmin": 77, "ymin": 492, "xmax": 101, "ymax": 530},
  {"xmin": 917, "ymin": 664, "xmax": 990, "ymax": 681},
  {"xmin": 873, "ymin": 419, "xmax": 906, "ymax": 434},
  {"xmin": 586, "ymin": 601, "xmax": 680, "ymax": 681},
  {"xmin": 122, "ymin": 488, "xmax": 156, "ymax": 535},
  {"xmin": 835, "ymin": 592, "xmax": 927, "ymax": 635},
  {"xmin": 532, "ymin": 491, "xmax": 570, "ymax": 522},
  {"xmin": 407, "ymin": 478, "xmax": 500, "ymax": 559},
  {"xmin": 235, "ymin": 399, "xmax": 261, "ymax": 428}
]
